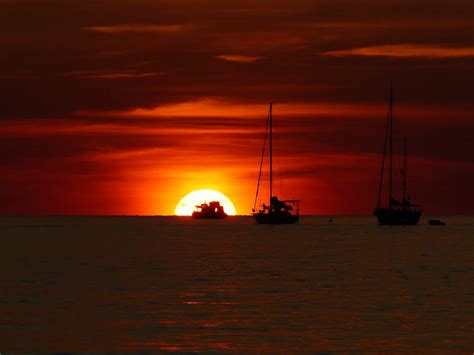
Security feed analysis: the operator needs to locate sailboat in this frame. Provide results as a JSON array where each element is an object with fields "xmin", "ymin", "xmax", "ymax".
[
  {"xmin": 374, "ymin": 88, "xmax": 423, "ymax": 225},
  {"xmin": 253, "ymin": 103, "xmax": 300, "ymax": 224}
]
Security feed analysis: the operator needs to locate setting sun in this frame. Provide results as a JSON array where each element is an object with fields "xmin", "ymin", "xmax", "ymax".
[{"xmin": 174, "ymin": 189, "xmax": 237, "ymax": 216}]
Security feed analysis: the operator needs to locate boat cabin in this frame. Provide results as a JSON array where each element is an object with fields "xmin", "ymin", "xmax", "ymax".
[{"xmin": 192, "ymin": 201, "xmax": 228, "ymax": 219}]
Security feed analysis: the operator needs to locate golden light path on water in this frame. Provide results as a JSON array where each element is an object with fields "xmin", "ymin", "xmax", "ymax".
[{"xmin": 174, "ymin": 189, "xmax": 237, "ymax": 216}]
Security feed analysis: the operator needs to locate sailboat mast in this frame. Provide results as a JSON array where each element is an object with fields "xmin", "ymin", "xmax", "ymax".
[
  {"xmin": 269, "ymin": 103, "xmax": 273, "ymax": 207},
  {"xmin": 376, "ymin": 94, "xmax": 391, "ymax": 209},
  {"xmin": 253, "ymin": 111, "xmax": 270, "ymax": 212},
  {"xmin": 389, "ymin": 87, "xmax": 393, "ymax": 204},
  {"xmin": 403, "ymin": 136, "xmax": 407, "ymax": 202}
]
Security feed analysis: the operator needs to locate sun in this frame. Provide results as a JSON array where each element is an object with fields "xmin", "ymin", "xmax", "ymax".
[{"xmin": 174, "ymin": 189, "xmax": 237, "ymax": 216}]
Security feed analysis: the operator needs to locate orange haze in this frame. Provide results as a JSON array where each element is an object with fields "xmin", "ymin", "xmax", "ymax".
[{"xmin": 0, "ymin": 0, "xmax": 473, "ymax": 215}]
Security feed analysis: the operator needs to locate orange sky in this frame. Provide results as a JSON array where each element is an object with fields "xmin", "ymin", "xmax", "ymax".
[{"xmin": 0, "ymin": 0, "xmax": 473, "ymax": 215}]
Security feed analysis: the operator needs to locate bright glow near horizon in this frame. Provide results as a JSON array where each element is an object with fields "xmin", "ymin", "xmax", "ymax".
[{"xmin": 174, "ymin": 189, "xmax": 237, "ymax": 216}]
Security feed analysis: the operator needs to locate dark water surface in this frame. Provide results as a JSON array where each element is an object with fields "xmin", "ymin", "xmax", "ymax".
[{"xmin": 0, "ymin": 216, "xmax": 473, "ymax": 352}]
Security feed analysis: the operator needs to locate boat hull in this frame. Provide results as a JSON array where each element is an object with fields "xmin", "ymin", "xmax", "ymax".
[
  {"xmin": 428, "ymin": 219, "xmax": 445, "ymax": 226},
  {"xmin": 253, "ymin": 212, "xmax": 299, "ymax": 224},
  {"xmin": 192, "ymin": 212, "xmax": 227, "ymax": 219},
  {"xmin": 374, "ymin": 207, "xmax": 422, "ymax": 226}
]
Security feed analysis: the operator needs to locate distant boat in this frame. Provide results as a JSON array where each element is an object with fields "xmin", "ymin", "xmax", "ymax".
[
  {"xmin": 374, "ymin": 88, "xmax": 423, "ymax": 225},
  {"xmin": 429, "ymin": 219, "xmax": 446, "ymax": 226},
  {"xmin": 192, "ymin": 201, "xmax": 228, "ymax": 219},
  {"xmin": 253, "ymin": 103, "xmax": 300, "ymax": 224}
]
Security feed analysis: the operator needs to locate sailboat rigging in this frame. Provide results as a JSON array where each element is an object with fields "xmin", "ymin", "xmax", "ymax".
[
  {"xmin": 374, "ymin": 88, "xmax": 423, "ymax": 225},
  {"xmin": 253, "ymin": 103, "xmax": 300, "ymax": 224}
]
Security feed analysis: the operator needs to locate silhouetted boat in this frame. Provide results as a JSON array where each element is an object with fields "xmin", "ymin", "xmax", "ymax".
[
  {"xmin": 253, "ymin": 104, "xmax": 300, "ymax": 224},
  {"xmin": 429, "ymin": 219, "xmax": 445, "ymax": 226},
  {"xmin": 192, "ymin": 201, "xmax": 228, "ymax": 219},
  {"xmin": 374, "ymin": 88, "xmax": 422, "ymax": 225}
]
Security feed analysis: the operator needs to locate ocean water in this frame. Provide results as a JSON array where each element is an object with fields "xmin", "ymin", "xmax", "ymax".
[{"xmin": 0, "ymin": 215, "xmax": 473, "ymax": 352}]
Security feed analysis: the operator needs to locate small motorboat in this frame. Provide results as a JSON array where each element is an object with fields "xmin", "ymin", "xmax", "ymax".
[
  {"xmin": 428, "ymin": 219, "xmax": 446, "ymax": 226},
  {"xmin": 192, "ymin": 201, "xmax": 228, "ymax": 219}
]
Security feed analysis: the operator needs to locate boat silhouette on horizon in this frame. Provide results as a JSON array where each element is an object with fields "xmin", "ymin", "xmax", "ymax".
[
  {"xmin": 253, "ymin": 103, "xmax": 300, "ymax": 224},
  {"xmin": 374, "ymin": 88, "xmax": 422, "ymax": 225},
  {"xmin": 192, "ymin": 201, "xmax": 228, "ymax": 219}
]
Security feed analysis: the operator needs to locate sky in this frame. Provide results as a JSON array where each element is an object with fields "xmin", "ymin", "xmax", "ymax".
[{"xmin": 0, "ymin": 0, "xmax": 473, "ymax": 215}]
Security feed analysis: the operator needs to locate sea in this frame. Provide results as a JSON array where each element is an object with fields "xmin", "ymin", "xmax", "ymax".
[{"xmin": 0, "ymin": 215, "xmax": 473, "ymax": 352}]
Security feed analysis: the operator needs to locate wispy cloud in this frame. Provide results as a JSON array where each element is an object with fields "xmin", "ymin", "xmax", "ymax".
[
  {"xmin": 62, "ymin": 70, "xmax": 162, "ymax": 80},
  {"xmin": 79, "ymin": 98, "xmax": 384, "ymax": 119},
  {"xmin": 84, "ymin": 72, "xmax": 161, "ymax": 79},
  {"xmin": 83, "ymin": 24, "xmax": 190, "ymax": 34},
  {"xmin": 0, "ymin": 73, "xmax": 39, "ymax": 79},
  {"xmin": 76, "ymin": 98, "xmax": 473, "ymax": 123},
  {"xmin": 321, "ymin": 44, "xmax": 474, "ymax": 58},
  {"xmin": 216, "ymin": 54, "xmax": 263, "ymax": 63}
]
